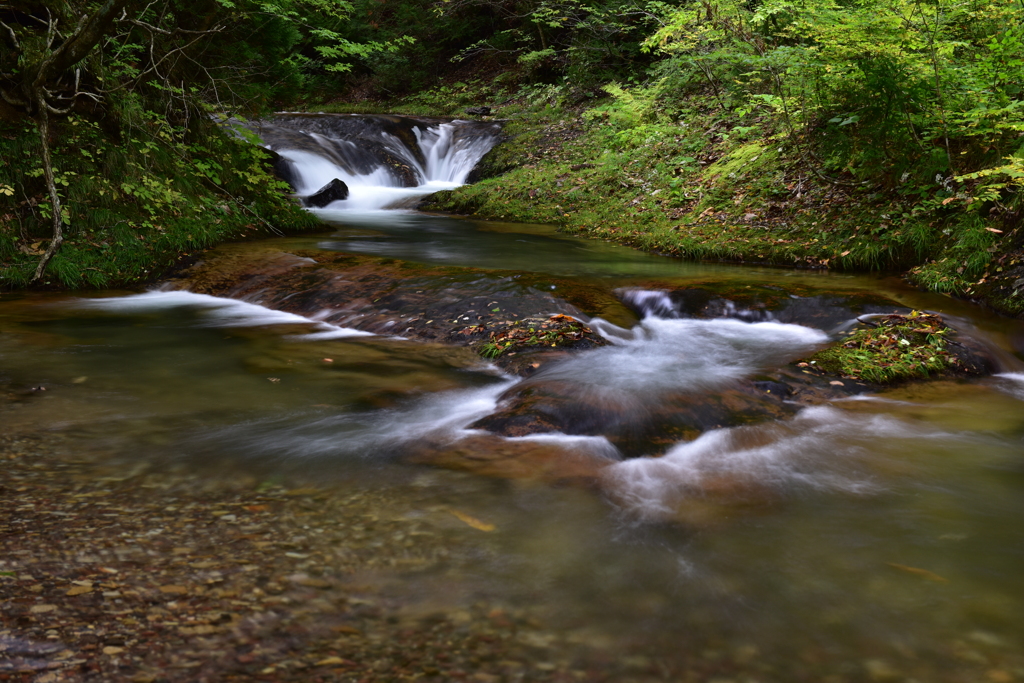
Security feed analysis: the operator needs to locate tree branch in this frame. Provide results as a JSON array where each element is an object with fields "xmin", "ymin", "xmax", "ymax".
[
  {"xmin": 23, "ymin": 0, "xmax": 133, "ymax": 106},
  {"xmin": 30, "ymin": 99, "xmax": 65, "ymax": 284}
]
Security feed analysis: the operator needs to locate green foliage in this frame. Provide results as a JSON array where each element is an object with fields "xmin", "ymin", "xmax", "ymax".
[
  {"xmin": 644, "ymin": 0, "xmax": 1024, "ymax": 196},
  {"xmin": 430, "ymin": 0, "xmax": 663, "ymax": 90},
  {"xmin": 0, "ymin": 112, "xmax": 317, "ymax": 289},
  {"xmin": 0, "ymin": 0, "xmax": 382, "ymax": 288}
]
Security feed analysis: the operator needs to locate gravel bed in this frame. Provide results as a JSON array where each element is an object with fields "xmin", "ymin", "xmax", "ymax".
[{"xmin": 0, "ymin": 430, "xmax": 679, "ymax": 683}]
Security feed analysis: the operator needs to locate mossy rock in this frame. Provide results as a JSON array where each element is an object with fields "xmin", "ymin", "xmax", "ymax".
[{"xmin": 802, "ymin": 311, "xmax": 988, "ymax": 384}]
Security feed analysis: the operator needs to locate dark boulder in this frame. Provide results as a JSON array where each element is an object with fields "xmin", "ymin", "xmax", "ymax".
[
  {"xmin": 303, "ymin": 178, "xmax": 349, "ymax": 208},
  {"xmin": 264, "ymin": 149, "xmax": 301, "ymax": 192},
  {"xmin": 465, "ymin": 106, "xmax": 492, "ymax": 116}
]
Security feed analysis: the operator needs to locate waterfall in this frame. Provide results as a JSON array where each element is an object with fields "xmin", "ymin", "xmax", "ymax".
[{"xmin": 252, "ymin": 114, "xmax": 502, "ymax": 212}]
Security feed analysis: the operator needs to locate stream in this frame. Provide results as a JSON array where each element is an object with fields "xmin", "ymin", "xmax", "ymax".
[{"xmin": 3, "ymin": 115, "xmax": 1024, "ymax": 680}]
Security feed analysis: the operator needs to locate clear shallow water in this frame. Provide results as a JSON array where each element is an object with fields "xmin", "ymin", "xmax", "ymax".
[{"xmin": 2, "ymin": 215, "xmax": 1024, "ymax": 680}]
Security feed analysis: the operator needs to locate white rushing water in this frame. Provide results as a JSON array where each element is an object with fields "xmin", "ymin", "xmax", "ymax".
[
  {"xmin": 996, "ymin": 372, "xmax": 1024, "ymax": 399},
  {"xmin": 541, "ymin": 315, "xmax": 829, "ymax": 395},
  {"xmin": 278, "ymin": 122, "xmax": 498, "ymax": 212},
  {"xmin": 74, "ymin": 290, "xmax": 373, "ymax": 340},
  {"xmin": 601, "ymin": 405, "xmax": 968, "ymax": 519}
]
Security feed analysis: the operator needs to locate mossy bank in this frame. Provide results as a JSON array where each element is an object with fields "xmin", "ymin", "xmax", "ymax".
[
  {"xmin": 0, "ymin": 112, "xmax": 319, "ymax": 291},
  {"xmin": 415, "ymin": 90, "xmax": 1024, "ymax": 320}
]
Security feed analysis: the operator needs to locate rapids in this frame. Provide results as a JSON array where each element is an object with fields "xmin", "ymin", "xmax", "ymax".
[{"xmin": 3, "ymin": 116, "xmax": 1024, "ymax": 680}]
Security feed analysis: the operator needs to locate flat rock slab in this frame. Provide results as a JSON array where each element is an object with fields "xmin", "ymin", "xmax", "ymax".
[{"xmin": 168, "ymin": 244, "xmax": 610, "ymax": 373}]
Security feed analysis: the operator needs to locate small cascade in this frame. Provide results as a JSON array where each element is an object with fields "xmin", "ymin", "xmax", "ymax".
[
  {"xmin": 252, "ymin": 114, "xmax": 502, "ymax": 212},
  {"xmin": 617, "ymin": 287, "xmax": 777, "ymax": 322},
  {"xmin": 616, "ymin": 289, "xmax": 680, "ymax": 319}
]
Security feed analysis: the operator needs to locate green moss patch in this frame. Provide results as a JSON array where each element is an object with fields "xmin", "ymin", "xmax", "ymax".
[{"xmin": 804, "ymin": 312, "xmax": 958, "ymax": 384}]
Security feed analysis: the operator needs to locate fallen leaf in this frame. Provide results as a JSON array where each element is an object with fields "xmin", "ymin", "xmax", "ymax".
[
  {"xmin": 984, "ymin": 227, "xmax": 1003, "ymax": 233},
  {"xmin": 66, "ymin": 585, "xmax": 94, "ymax": 596},
  {"xmin": 449, "ymin": 509, "xmax": 496, "ymax": 532},
  {"xmin": 830, "ymin": 381, "xmax": 845, "ymax": 386},
  {"xmin": 293, "ymin": 576, "xmax": 332, "ymax": 589},
  {"xmin": 886, "ymin": 562, "xmax": 948, "ymax": 582},
  {"xmin": 30, "ymin": 604, "xmax": 57, "ymax": 614},
  {"xmin": 316, "ymin": 657, "xmax": 353, "ymax": 666},
  {"xmin": 102, "ymin": 646, "xmax": 125, "ymax": 655}
]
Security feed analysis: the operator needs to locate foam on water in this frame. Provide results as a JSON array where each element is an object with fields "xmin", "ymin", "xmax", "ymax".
[
  {"xmin": 74, "ymin": 290, "xmax": 373, "ymax": 339},
  {"xmin": 275, "ymin": 149, "xmax": 409, "ymax": 211},
  {"xmin": 603, "ymin": 405, "xmax": 964, "ymax": 519}
]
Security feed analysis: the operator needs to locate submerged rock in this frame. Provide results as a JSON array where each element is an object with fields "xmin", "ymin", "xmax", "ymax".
[{"xmin": 406, "ymin": 432, "xmax": 613, "ymax": 487}]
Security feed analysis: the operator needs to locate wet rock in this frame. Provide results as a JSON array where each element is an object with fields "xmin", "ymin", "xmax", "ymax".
[
  {"xmin": 303, "ymin": 178, "xmax": 349, "ymax": 207},
  {"xmin": 265, "ymin": 148, "xmax": 301, "ymax": 191},
  {"xmin": 465, "ymin": 106, "xmax": 492, "ymax": 116},
  {"xmin": 170, "ymin": 247, "xmax": 608, "ymax": 374},
  {"xmin": 472, "ymin": 377, "xmax": 796, "ymax": 458}
]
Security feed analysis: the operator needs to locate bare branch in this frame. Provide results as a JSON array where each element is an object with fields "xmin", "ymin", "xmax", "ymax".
[
  {"xmin": 127, "ymin": 18, "xmax": 225, "ymax": 36},
  {"xmin": 0, "ymin": 87, "xmax": 28, "ymax": 107},
  {"xmin": 27, "ymin": 0, "xmax": 133, "ymax": 99},
  {"xmin": 0, "ymin": 19, "xmax": 19, "ymax": 50}
]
